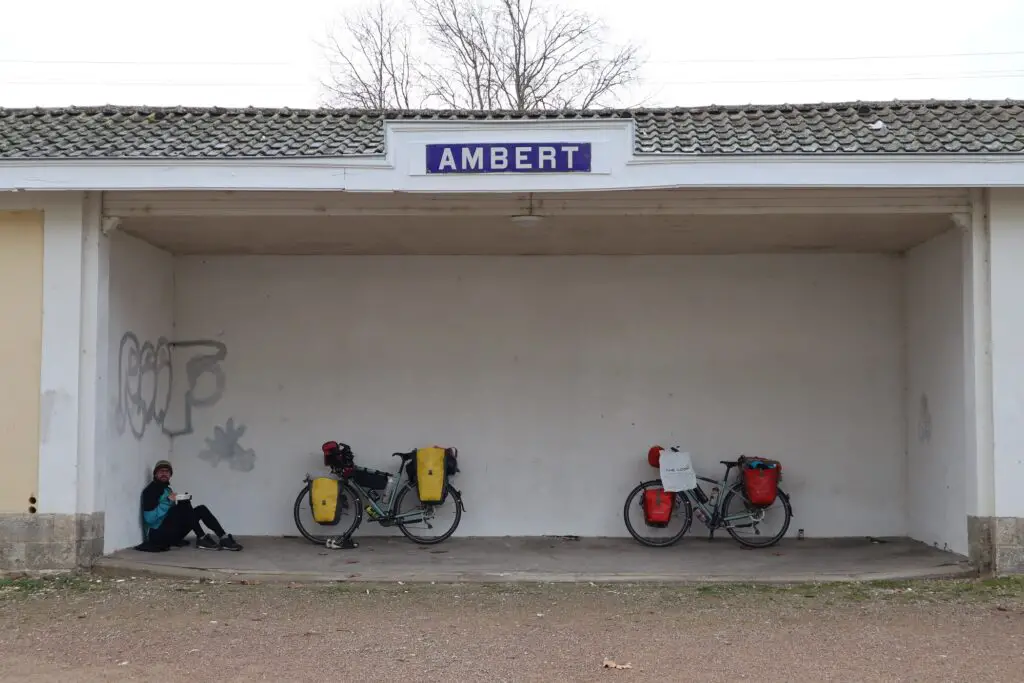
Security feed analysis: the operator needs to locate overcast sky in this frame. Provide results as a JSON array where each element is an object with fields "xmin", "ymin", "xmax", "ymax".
[{"xmin": 2, "ymin": 0, "xmax": 1022, "ymax": 108}]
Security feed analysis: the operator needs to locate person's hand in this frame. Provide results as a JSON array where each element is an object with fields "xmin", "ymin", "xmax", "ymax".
[{"xmin": 169, "ymin": 492, "xmax": 177, "ymax": 502}]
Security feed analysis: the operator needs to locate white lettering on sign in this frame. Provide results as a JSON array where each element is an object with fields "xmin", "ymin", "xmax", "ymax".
[
  {"xmin": 564, "ymin": 145, "xmax": 579, "ymax": 168},
  {"xmin": 515, "ymin": 146, "xmax": 532, "ymax": 170},
  {"xmin": 462, "ymin": 147, "xmax": 484, "ymax": 171},
  {"xmin": 425, "ymin": 142, "xmax": 592, "ymax": 173},
  {"xmin": 491, "ymin": 147, "xmax": 509, "ymax": 170},
  {"xmin": 438, "ymin": 147, "xmax": 457, "ymax": 171},
  {"xmin": 538, "ymin": 146, "xmax": 556, "ymax": 169}
]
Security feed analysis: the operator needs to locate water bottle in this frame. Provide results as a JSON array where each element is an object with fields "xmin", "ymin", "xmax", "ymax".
[
  {"xmin": 365, "ymin": 504, "xmax": 379, "ymax": 519},
  {"xmin": 383, "ymin": 475, "xmax": 396, "ymax": 504}
]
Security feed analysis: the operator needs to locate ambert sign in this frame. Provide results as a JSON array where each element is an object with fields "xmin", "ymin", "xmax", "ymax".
[{"xmin": 425, "ymin": 142, "xmax": 592, "ymax": 174}]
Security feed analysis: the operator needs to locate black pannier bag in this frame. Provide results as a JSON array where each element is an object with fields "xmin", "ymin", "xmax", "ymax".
[{"xmin": 351, "ymin": 466, "xmax": 390, "ymax": 490}]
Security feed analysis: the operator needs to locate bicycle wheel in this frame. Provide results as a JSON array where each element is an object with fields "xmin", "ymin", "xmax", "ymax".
[
  {"xmin": 622, "ymin": 479, "xmax": 693, "ymax": 547},
  {"xmin": 394, "ymin": 482, "xmax": 462, "ymax": 545},
  {"xmin": 293, "ymin": 480, "xmax": 363, "ymax": 545},
  {"xmin": 720, "ymin": 483, "xmax": 792, "ymax": 548}
]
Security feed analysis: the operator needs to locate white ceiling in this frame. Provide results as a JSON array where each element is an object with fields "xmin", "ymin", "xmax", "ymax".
[
  {"xmin": 119, "ymin": 213, "xmax": 953, "ymax": 255},
  {"xmin": 107, "ymin": 189, "xmax": 966, "ymax": 255}
]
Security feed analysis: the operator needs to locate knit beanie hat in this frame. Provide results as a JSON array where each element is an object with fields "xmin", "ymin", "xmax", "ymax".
[{"xmin": 153, "ymin": 460, "xmax": 173, "ymax": 476}]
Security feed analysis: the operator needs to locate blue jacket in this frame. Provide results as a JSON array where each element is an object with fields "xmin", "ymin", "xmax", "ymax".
[{"xmin": 141, "ymin": 480, "xmax": 173, "ymax": 537}]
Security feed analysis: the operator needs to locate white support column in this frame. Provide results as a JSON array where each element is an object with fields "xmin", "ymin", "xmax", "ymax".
[
  {"xmin": 77, "ymin": 193, "xmax": 109, "ymax": 522},
  {"xmin": 985, "ymin": 188, "xmax": 1024, "ymax": 572},
  {"xmin": 37, "ymin": 194, "xmax": 86, "ymax": 516},
  {"xmin": 962, "ymin": 197, "xmax": 994, "ymax": 516},
  {"xmin": 963, "ymin": 191, "xmax": 996, "ymax": 568}
]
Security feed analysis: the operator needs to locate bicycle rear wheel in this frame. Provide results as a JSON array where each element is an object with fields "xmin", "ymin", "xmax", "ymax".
[
  {"xmin": 293, "ymin": 480, "xmax": 363, "ymax": 545},
  {"xmin": 623, "ymin": 479, "xmax": 692, "ymax": 547},
  {"xmin": 394, "ymin": 483, "xmax": 462, "ymax": 545},
  {"xmin": 720, "ymin": 483, "xmax": 792, "ymax": 548}
]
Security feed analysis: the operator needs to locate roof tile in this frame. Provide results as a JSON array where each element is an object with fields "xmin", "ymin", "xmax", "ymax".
[{"xmin": 0, "ymin": 100, "xmax": 1021, "ymax": 159}]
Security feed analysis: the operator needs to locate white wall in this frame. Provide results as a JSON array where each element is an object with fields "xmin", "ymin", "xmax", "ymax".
[
  {"xmin": 168, "ymin": 254, "xmax": 907, "ymax": 539},
  {"xmin": 104, "ymin": 232, "xmax": 175, "ymax": 552},
  {"xmin": 905, "ymin": 228, "xmax": 967, "ymax": 554}
]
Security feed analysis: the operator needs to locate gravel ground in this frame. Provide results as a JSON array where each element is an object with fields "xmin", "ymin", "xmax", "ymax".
[{"xmin": 2, "ymin": 575, "xmax": 1023, "ymax": 682}]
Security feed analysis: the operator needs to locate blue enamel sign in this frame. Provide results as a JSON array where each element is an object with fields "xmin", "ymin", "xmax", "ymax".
[{"xmin": 425, "ymin": 142, "xmax": 592, "ymax": 174}]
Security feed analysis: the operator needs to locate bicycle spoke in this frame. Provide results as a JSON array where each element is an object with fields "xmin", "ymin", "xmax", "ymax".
[
  {"xmin": 622, "ymin": 481, "xmax": 692, "ymax": 547},
  {"xmin": 293, "ymin": 481, "xmax": 361, "ymax": 545},
  {"xmin": 394, "ymin": 484, "xmax": 461, "ymax": 543}
]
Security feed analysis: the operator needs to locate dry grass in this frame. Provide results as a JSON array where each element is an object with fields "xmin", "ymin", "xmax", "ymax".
[{"xmin": 2, "ymin": 574, "xmax": 1023, "ymax": 682}]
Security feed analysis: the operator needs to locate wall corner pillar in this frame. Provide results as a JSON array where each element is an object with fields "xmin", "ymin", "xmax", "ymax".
[
  {"xmin": 975, "ymin": 188, "xmax": 1024, "ymax": 574},
  {"xmin": 0, "ymin": 192, "xmax": 108, "ymax": 574}
]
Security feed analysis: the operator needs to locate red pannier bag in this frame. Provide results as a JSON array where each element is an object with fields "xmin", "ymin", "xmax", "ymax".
[
  {"xmin": 647, "ymin": 445, "xmax": 664, "ymax": 468},
  {"xmin": 740, "ymin": 457, "xmax": 782, "ymax": 507},
  {"xmin": 642, "ymin": 487, "xmax": 673, "ymax": 527}
]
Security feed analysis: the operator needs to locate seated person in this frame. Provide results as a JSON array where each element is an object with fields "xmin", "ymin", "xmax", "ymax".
[{"xmin": 141, "ymin": 460, "xmax": 242, "ymax": 551}]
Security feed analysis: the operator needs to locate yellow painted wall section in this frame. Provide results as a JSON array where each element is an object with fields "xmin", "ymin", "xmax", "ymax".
[{"xmin": 0, "ymin": 211, "xmax": 43, "ymax": 513}]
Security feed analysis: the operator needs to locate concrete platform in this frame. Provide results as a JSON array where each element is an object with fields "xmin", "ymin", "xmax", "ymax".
[{"xmin": 92, "ymin": 535, "xmax": 976, "ymax": 584}]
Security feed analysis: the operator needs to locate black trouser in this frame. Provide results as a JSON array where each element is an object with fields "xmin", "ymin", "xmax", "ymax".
[{"xmin": 149, "ymin": 500, "xmax": 225, "ymax": 546}]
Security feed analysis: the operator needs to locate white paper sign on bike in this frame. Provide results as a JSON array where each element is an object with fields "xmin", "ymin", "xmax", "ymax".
[{"xmin": 659, "ymin": 449, "xmax": 697, "ymax": 492}]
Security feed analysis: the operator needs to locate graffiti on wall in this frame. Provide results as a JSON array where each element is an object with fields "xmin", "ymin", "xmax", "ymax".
[
  {"xmin": 199, "ymin": 418, "xmax": 257, "ymax": 472},
  {"xmin": 115, "ymin": 333, "xmax": 228, "ymax": 440}
]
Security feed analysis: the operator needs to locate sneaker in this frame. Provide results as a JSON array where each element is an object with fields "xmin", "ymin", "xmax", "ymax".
[
  {"xmin": 325, "ymin": 536, "xmax": 357, "ymax": 550},
  {"xmin": 196, "ymin": 534, "xmax": 221, "ymax": 550},
  {"xmin": 219, "ymin": 534, "xmax": 243, "ymax": 551}
]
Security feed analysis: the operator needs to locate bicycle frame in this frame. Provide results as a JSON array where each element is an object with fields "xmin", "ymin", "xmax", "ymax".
[
  {"xmin": 354, "ymin": 470, "xmax": 425, "ymax": 525},
  {"xmin": 308, "ymin": 458, "xmax": 429, "ymax": 527},
  {"xmin": 679, "ymin": 472, "xmax": 762, "ymax": 533}
]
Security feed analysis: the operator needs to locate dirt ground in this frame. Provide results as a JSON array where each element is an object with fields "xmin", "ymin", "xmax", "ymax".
[{"xmin": 2, "ymin": 575, "xmax": 1023, "ymax": 682}]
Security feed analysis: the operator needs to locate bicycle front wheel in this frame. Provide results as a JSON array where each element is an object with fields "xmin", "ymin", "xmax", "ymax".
[
  {"xmin": 394, "ymin": 483, "xmax": 462, "ymax": 545},
  {"xmin": 622, "ymin": 479, "xmax": 692, "ymax": 547},
  {"xmin": 720, "ymin": 483, "xmax": 792, "ymax": 548},
  {"xmin": 293, "ymin": 480, "xmax": 363, "ymax": 545}
]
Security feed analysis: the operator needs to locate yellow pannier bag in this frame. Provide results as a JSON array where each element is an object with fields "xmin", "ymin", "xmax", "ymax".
[
  {"xmin": 415, "ymin": 446, "xmax": 446, "ymax": 504},
  {"xmin": 310, "ymin": 477, "xmax": 343, "ymax": 525}
]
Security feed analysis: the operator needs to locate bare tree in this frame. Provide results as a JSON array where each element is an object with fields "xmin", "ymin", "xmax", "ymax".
[
  {"xmin": 322, "ymin": 0, "xmax": 415, "ymax": 109},
  {"xmin": 323, "ymin": 0, "xmax": 644, "ymax": 110}
]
